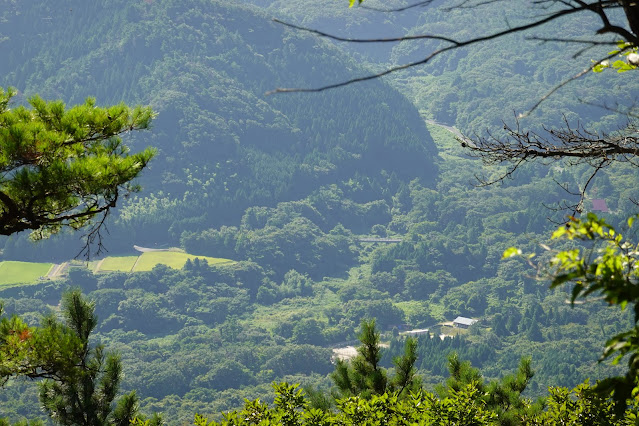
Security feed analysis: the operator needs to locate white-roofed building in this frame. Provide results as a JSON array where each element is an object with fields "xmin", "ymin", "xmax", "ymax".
[{"xmin": 453, "ymin": 316, "xmax": 478, "ymax": 329}]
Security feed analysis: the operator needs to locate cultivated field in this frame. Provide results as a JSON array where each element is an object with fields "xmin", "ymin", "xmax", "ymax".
[
  {"xmin": 133, "ymin": 252, "xmax": 233, "ymax": 271},
  {"xmin": 0, "ymin": 261, "xmax": 53, "ymax": 286},
  {"xmin": 0, "ymin": 252, "xmax": 234, "ymax": 286},
  {"xmin": 97, "ymin": 256, "xmax": 139, "ymax": 273}
]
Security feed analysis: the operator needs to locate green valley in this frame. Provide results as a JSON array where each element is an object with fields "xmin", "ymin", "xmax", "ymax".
[{"xmin": 0, "ymin": 0, "xmax": 638, "ymax": 424}]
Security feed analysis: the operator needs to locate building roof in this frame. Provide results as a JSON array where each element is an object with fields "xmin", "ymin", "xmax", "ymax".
[
  {"xmin": 592, "ymin": 199, "xmax": 609, "ymax": 212},
  {"xmin": 453, "ymin": 316, "xmax": 477, "ymax": 326}
]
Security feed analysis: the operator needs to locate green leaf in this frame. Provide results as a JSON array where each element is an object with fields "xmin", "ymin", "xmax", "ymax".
[{"xmin": 502, "ymin": 247, "xmax": 522, "ymax": 259}]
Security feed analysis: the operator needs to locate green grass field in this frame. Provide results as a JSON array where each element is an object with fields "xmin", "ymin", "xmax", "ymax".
[
  {"xmin": 0, "ymin": 261, "xmax": 53, "ymax": 286},
  {"xmin": 97, "ymin": 256, "xmax": 139, "ymax": 272},
  {"xmin": 133, "ymin": 252, "xmax": 233, "ymax": 271}
]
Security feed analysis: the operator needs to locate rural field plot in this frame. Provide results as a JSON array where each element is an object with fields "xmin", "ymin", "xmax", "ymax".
[
  {"xmin": 97, "ymin": 256, "xmax": 139, "ymax": 273},
  {"xmin": 0, "ymin": 261, "xmax": 53, "ymax": 286},
  {"xmin": 133, "ymin": 252, "xmax": 233, "ymax": 271}
]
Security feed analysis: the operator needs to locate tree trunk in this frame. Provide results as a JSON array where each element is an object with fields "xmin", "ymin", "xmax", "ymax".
[{"xmin": 620, "ymin": 0, "xmax": 639, "ymax": 40}]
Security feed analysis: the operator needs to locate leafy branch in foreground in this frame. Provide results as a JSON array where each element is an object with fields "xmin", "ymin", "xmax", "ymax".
[
  {"xmin": 505, "ymin": 213, "xmax": 639, "ymax": 411},
  {"xmin": 331, "ymin": 319, "xmax": 421, "ymax": 399},
  {"xmin": 0, "ymin": 87, "xmax": 155, "ymax": 254},
  {"xmin": 191, "ymin": 379, "xmax": 633, "ymax": 425}
]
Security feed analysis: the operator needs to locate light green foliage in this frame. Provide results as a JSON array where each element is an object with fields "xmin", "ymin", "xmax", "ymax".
[
  {"xmin": 133, "ymin": 252, "xmax": 233, "ymax": 271},
  {"xmin": 97, "ymin": 256, "xmax": 139, "ymax": 273},
  {"xmin": 0, "ymin": 87, "xmax": 154, "ymax": 238},
  {"xmin": 158, "ymin": 379, "xmax": 639, "ymax": 425},
  {"xmin": 541, "ymin": 213, "xmax": 639, "ymax": 410},
  {"xmin": 529, "ymin": 381, "xmax": 630, "ymax": 425},
  {"xmin": 439, "ymin": 353, "xmax": 540, "ymax": 425},
  {"xmin": 593, "ymin": 41, "xmax": 639, "ymax": 73},
  {"xmin": 195, "ymin": 381, "xmax": 496, "ymax": 425}
]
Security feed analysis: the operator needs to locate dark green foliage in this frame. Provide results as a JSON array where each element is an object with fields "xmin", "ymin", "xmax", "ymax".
[
  {"xmin": 292, "ymin": 319, "xmax": 325, "ymax": 345},
  {"xmin": 2, "ymin": 0, "xmax": 639, "ymax": 421},
  {"xmin": 261, "ymin": 345, "xmax": 333, "ymax": 377},
  {"xmin": 68, "ymin": 268, "xmax": 98, "ymax": 293},
  {"xmin": 440, "ymin": 353, "xmax": 540, "ymax": 425},
  {"xmin": 37, "ymin": 291, "xmax": 139, "ymax": 425},
  {"xmin": 526, "ymin": 315, "xmax": 543, "ymax": 342},
  {"xmin": 194, "ymin": 360, "xmax": 254, "ymax": 391},
  {"xmin": 0, "ymin": 290, "xmax": 154, "ymax": 425},
  {"xmin": 0, "ymin": 0, "xmax": 438, "ymax": 258},
  {"xmin": 331, "ymin": 320, "xmax": 420, "ymax": 399}
]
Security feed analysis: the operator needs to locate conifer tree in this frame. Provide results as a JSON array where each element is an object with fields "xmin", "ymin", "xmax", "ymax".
[
  {"xmin": 0, "ymin": 290, "xmax": 159, "ymax": 425},
  {"xmin": 440, "ymin": 353, "xmax": 539, "ymax": 426},
  {"xmin": 331, "ymin": 319, "xmax": 420, "ymax": 399},
  {"xmin": 0, "ymin": 87, "xmax": 154, "ymax": 249},
  {"xmin": 36, "ymin": 290, "xmax": 152, "ymax": 426}
]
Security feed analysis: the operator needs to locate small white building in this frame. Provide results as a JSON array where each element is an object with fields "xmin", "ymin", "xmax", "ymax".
[{"xmin": 453, "ymin": 316, "xmax": 477, "ymax": 329}]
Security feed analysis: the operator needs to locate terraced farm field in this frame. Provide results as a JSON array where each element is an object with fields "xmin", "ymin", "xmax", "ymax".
[
  {"xmin": 97, "ymin": 256, "xmax": 139, "ymax": 272},
  {"xmin": 134, "ymin": 252, "xmax": 233, "ymax": 271},
  {"xmin": 0, "ymin": 261, "xmax": 53, "ymax": 286}
]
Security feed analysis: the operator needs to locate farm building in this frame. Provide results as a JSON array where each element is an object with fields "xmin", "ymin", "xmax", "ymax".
[{"xmin": 453, "ymin": 316, "xmax": 477, "ymax": 329}]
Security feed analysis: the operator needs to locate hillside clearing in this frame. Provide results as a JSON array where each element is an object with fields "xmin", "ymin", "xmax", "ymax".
[
  {"xmin": 133, "ymin": 252, "xmax": 234, "ymax": 271},
  {"xmin": 0, "ymin": 261, "xmax": 53, "ymax": 286}
]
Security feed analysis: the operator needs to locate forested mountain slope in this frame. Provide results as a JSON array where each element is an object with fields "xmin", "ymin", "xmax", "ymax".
[
  {"xmin": 0, "ymin": 0, "xmax": 436, "ymax": 258},
  {"xmin": 1, "ymin": 1, "xmax": 639, "ymax": 424},
  {"xmin": 251, "ymin": 0, "xmax": 639, "ymax": 134}
]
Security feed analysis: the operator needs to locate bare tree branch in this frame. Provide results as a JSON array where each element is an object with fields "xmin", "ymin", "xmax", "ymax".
[
  {"xmin": 463, "ymin": 117, "xmax": 639, "ymax": 212},
  {"xmin": 268, "ymin": 5, "xmax": 601, "ymax": 94},
  {"xmin": 465, "ymin": 118, "xmax": 639, "ymax": 165},
  {"xmin": 271, "ymin": 18, "xmax": 459, "ymax": 44},
  {"xmin": 268, "ymin": 1, "xmax": 635, "ymax": 96}
]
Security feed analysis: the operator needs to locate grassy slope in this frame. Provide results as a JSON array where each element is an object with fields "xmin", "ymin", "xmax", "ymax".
[
  {"xmin": 98, "ymin": 256, "xmax": 139, "ymax": 273},
  {"xmin": 0, "ymin": 261, "xmax": 53, "ymax": 286},
  {"xmin": 0, "ymin": 252, "xmax": 235, "ymax": 282},
  {"xmin": 133, "ymin": 252, "xmax": 234, "ymax": 272}
]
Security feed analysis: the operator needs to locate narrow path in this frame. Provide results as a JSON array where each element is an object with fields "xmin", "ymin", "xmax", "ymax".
[
  {"xmin": 47, "ymin": 262, "xmax": 68, "ymax": 279},
  {"xmin": 93, "ymin": 258, "xmax": 106, "ymax": 273},
  {"xmin": 425, "ymin": 119, "xmax": 465, "ymax": 139},
  {"xmin": 45, "ymin": 263, "xmax": 58, "ymax": 278},
  {"xmin": 358, "ymin": 238, "xmax": 402, "ymax": 243},
  {"xmin": 130, "ymin": 255, "xmax": 142, "ymax": 272}
]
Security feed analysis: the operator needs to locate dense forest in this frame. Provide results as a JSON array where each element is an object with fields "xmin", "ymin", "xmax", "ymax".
[{"xmin": 0, "ymin": 0, "xmax": 638, "ymax": 424}]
